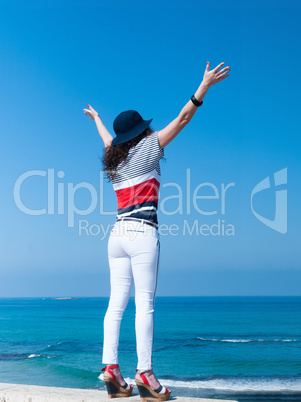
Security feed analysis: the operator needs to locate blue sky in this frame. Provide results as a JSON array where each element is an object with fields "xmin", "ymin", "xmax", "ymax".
[{"xmin": 1, "ymin": 0, "xmax": 300, "ymax": 297}]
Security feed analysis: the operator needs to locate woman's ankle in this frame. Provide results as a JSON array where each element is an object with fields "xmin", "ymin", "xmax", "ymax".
[
  {"xmin": 105, "ymin": 366, "xmax": 126, "ymax": 386},
  {"xmin": 136, "ymin": 369, "xmax": 161, "ymax": 389},
  {"xmin": 104, "ymin": 366, "xmax": 120, "ymax": 377},
  {"xmin": 137, "ymin": 368, "xmax": 153, "ymax": 374}
]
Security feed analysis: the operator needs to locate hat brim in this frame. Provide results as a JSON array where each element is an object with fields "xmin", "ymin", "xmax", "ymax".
[{"xmin": 111, "ymin": 119, "xmax": 153, "ymax": 146}]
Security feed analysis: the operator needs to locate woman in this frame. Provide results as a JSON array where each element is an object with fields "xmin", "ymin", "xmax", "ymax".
[{"xmin": 83, "ymin": 60, "xmax": 230, "ymax": 401}]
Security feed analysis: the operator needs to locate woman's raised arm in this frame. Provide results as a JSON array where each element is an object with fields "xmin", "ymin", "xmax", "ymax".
[
  {"xmin": 83, "ymin": 104, "xmax": 113, "ymax": 149},
  {"xmin": 157, "ymin": 61, "xmax": 230, "ymax": 149}
]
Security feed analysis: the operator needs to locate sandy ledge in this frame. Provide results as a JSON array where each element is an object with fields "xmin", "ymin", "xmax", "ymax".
[{"xmin": 0, "ymin": 382, "xmax": 238, "ymax": 401}]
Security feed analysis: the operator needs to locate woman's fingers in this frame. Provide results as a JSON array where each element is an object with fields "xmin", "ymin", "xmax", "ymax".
[
  {"xmin": 213, "ymin": 62, "xmax": 226, "ymax": 72},
  {"xmin": 217, "ymin": 74, "xmax": 230, "ymax": 82},
  {"xmin": 217, "ymin": 66, "xmax": 230, "ymax": 75},
  {"xmin": 84, "ymin": 104, "xmax": 99, "ymax": 120},
  {"xmin": 87, "ymin": 104, "xmax": 96, "ymax": 112},
  {"xmin": 83, "ymin": 109, "xmax": 94, "ymax": 119},
  {"xmin": 216, "ymin": 69, "xmax": 230, "ymax": 79},
  {"xmin": 83, "ymin": 107, "xmax": 94, "ymax": 114}
]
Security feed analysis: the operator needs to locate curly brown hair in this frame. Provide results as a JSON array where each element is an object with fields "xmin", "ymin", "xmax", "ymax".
[{"xmin": 101, "ymin": 127, "xmax": 154, "ymax": 182}]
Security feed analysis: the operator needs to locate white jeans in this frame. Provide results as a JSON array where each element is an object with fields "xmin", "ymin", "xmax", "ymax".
[{"xmin": 102, "ymin": 219, "xmax": 160, "ymax": 371}]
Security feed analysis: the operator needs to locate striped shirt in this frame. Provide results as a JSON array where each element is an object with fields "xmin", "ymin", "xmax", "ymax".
[{"xmin": 112, "ymin": 131, "xmax": 164, "ymax": 225}]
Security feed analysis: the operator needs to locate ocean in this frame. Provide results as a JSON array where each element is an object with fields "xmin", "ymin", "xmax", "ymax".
[{"xmin": 0, "ymin": 296, "xmax": 300, "ymax": 401}]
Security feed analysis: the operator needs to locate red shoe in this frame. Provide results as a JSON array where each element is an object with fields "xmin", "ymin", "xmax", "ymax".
[
  {"xmin": 101, "ymin": 364, "xmax": 133, "ymax": 398},
  {"xmin": 135, "ymin": 369, "xmax": 171, "ymax": 401}
]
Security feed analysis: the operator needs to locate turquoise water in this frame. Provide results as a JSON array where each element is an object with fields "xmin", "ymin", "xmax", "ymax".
[{"xmin": 0, "ymin": 296, "xmax": 301, "ymax": 401}]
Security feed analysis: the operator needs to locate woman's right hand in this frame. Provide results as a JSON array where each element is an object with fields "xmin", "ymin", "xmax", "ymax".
[
  {"xmin": 83, "ymin": 104, "xmax": 100, "ymax": 120},
  {"xmin": 202, "ymin": 61, "xmax": 230, "ymax": 87}
]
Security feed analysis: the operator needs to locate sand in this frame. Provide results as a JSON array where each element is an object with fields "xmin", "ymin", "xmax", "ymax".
[{"xmin": 0, "ymin": 382, "xmax": 238, "ymax": 401}]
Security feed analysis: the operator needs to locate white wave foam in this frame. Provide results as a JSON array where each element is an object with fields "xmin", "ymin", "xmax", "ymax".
[
  {"xmin": 98, "ymin": 374, "xmax": 301, "ymax": 392},
  {"xmin": 28, "ymin": 354, "xmax": 40, "ymax": 358},
  {"xmin": 197, "ymin": 337, "xmax": 298, "ymax": 343},
  {"xmin": 162, "ymin": 377, "xmax": 301, "ymax": 392}
]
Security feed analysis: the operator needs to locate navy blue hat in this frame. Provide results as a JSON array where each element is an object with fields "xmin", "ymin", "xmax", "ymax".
[{"xmin": 112, "ymin": 110, "xmax": 153, "ymax": 146}]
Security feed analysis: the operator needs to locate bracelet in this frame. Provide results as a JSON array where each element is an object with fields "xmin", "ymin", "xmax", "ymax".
[{"xmin": 191, "ymin": 95, "xmax": 203, "ymax": 107}]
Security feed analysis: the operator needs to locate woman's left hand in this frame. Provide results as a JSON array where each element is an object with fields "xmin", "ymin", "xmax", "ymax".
[
  {"xmin": 202, "ymin": 61, "xmax": 230, "ymax": 87},
  {"xmin": 83, "ymin": 104, "xmax": 99, "ymax": 120}
]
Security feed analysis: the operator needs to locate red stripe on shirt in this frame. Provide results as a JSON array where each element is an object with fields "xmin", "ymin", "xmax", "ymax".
[{"xmin": 115, "ymin": 178, "xmax": 160, "ymax": 209}]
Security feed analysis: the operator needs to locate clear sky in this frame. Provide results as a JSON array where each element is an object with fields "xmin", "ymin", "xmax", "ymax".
[{"xmin": 1, "ymin": 0, "xmax": 300, "ymax": 297}]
